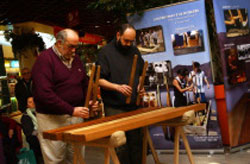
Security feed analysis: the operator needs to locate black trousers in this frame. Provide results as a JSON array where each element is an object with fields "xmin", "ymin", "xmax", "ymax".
[{"xmin": 105, "ymin": 106, "xmax": 143, "ymax": 164}]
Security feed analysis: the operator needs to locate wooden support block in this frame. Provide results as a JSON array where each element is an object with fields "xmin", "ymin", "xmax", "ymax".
[
  {"xmin": 110, "ymin": 131, "xmax": 126, "ymax": 147},
  {"xmin": 84, "ymin": 131, "xmax": 126, "ymax": 148}
]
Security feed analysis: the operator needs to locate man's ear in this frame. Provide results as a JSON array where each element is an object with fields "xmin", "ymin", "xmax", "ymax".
[
  {"xmin": 57, "ymin": 40, "xmax": 63, "ymax": 47},
  {"xmin": 116, "ymin": 32, "xmax": 120, "ymax": 40}
]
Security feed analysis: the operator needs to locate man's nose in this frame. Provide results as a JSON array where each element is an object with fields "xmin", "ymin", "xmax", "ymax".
[{"xmin": 125, "ymin": 42, "xmax": 132, "ymax": 46}]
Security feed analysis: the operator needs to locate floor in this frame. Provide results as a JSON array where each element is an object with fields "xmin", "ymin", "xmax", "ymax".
[{"xmin": 85, "ymin": 146, "xmax": 250, "ymax": 164}]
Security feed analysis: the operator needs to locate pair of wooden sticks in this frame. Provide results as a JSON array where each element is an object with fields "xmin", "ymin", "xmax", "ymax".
[
  {"xmin": 84, "ymin": 64, "xmax": 101, "ymax": 117},
  {"xmin": 126, "ymin": 54, "xmax": 148, "ymax": 106}
]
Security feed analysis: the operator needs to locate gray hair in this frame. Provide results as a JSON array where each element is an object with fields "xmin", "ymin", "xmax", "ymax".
[{"xmin": 56, "ymin": 30, "xmax": 68, "ymax": 43}]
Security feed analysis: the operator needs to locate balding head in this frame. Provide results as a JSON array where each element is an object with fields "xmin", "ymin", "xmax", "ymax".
[
  {"xmin": 56, "ymin": 29, "xmax": 79, "ymax": 43},
  {"xmin": 116, "ymin": 24, "xmax": 136, "ymax": 50},
  {"xmin": 55, "ymin": 29, "xmax": 79, "ymax": 60}
]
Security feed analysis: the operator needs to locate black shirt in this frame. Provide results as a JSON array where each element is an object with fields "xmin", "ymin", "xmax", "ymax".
[
  {"xmin": 174, "ymin": 77, "xmax": 187, "ymax": 107},
  {"xmin": 97, "ymin": 39, "xmax": 144, "ymax": 110},
  {"xmin": 15, "ymin": 79, "xmax": 32, "ymax": 112}
]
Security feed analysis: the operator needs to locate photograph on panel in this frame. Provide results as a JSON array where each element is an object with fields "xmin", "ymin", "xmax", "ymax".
[
  {"xmin": 224, "ymin": 47, "xmax": 247, "ymax": 85},
  {"xmin": 135, "ymin": 25, "xmax": 165, "ymax": 55},
  {"xmin": 237, "ymin": 43, "xmax": 250, "ymax": 60},
  {"xmin": 224, "ymin": 8, "xmax": 249, "ymax": 37},
  {"xmin": 144, "ymin": 60, "xmax": 173, "ymax": 90},
  {"xmin": 171, "ymin": 30, "xmax": 205, "ymax": 56},
  {"xmin": 141, "ymin": 91, "xmax": 158, "ymax": 108}
]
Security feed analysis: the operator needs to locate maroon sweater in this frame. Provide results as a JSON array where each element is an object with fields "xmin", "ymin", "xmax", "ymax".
[{"xmin": 32, "ymin": 48, "xmax": 88, "ymax": 115}]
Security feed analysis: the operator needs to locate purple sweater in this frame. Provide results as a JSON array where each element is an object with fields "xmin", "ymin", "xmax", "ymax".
[{"xmin": 32, "ymin": 48, "xmax": 88, "ymax": 115}]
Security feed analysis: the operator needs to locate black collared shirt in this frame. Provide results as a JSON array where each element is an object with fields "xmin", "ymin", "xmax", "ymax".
[{"xmin": 97, "ymin": 39, "xmax": 144, "ymax": 110}]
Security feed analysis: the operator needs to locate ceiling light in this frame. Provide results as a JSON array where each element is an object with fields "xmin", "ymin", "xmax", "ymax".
[{"xmin": 95, "ymin": 25, "xmax": 100, "ymax": 28}]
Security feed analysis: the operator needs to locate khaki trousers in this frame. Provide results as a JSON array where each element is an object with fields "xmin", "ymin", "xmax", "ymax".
[{"xmin": 37, "ymin": 113, "xmax": 85, "ymax": 164}]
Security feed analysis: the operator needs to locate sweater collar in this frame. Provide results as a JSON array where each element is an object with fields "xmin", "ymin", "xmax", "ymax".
[{"xmin": 52, "ymin": 45, "xmax": 74, "ymax": 69}]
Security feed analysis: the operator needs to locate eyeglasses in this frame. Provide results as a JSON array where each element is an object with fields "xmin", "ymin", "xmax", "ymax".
[
  {"xmin": 122, "ymin": 38, "xmax": 134, "ymax": 44},
  {"xmin": 22, "ymin": 72, "xmax": 30, "ymax": 75},
  {"xmin": 65, "ymin": 42, "xmax": 79, "ymax": 49}
]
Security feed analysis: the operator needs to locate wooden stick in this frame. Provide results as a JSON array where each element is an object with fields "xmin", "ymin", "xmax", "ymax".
[
  {"xmin": 126, "ymin": 55, "xmax": 138, "ymax": 104},
  {"xmin": 136, "ymin": 61, "xmax": 148, "ymax": 106},
  {"xmin": 92, "ymin": 65, "xmax": 101, "ymax": 104},
  {"xmin": 90, "ymin": 65, "xmax": 101, "ymax": 117},
  {"xmin": 84, "ymin": 64, "xmax": 96, "ymax": 107},
  {"xmin": 164, "ymin": 75, "xmax": 172, "ymax": 107}
]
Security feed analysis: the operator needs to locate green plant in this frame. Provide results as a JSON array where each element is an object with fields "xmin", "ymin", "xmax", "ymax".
[
  {"xmin": 88, "ymin": 0, "xmax": 186, "ymax": 23},
  {"xmin": 76, "ymin": 43, "xmax": 100, "ymax": 66},
  {"xmin": 4, "ymin": 30, "xmax": 45, "ymax": 57}
]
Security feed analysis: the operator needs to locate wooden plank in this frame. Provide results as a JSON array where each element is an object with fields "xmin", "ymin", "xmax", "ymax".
[
  {"xmin": 63, "ymin": 104, "xmax": 205, "ymax": 142},
  {"xmin": 43, "ymin": 107, "xmax": 158, "ymax": 140}
]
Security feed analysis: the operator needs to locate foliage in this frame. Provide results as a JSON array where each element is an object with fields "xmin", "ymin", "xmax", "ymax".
[
  {"xmin": 76, "ymin": 43, "xmax": 100, "ymax": 74},
  {"xmin": 76, "ymin": 43, "xmax": 100, "ymax": 63},
  {"xmin": 88, "ymin": 0, "xmax": 186, "ymax": 22},
  {"xmin": 4, "ymin": 30, "xmax": 45, "ymax": 57}
]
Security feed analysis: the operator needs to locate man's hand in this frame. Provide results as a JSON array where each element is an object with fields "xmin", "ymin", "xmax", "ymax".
[
  {"xmin": 115, "ymin": 84, "xmax": 132, "ymax": 96},
  {"xmin": 89, "ymin": 100, "xmax": 101, "ymax": 112},
  {"xmin": 137, "ymin": 85, "xmax": 145, "ymax": 97},
  {"xmin": 8, "ymin": 129, "xmax": 14, "ymax": 139},
  {"xmin": 73, "ymin": 107, "xmax": 89, "ymax": 118}
]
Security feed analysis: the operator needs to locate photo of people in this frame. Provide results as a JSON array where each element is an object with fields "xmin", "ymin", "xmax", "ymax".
[
  {"xmin": 144, "ymin": 61, "xmax": 173, "ymax": 90},
  {"xmin": 237, "ymin": 43, "xmax": 250, "ymax": 60},
  {"xmin": 142, "ymin": 91, "xmax": 158, "ymax": 108},
  {"xmin": 225, "ymin": 47, "xmax": 247, "ymax": 85},
  {"xmin": 171, "ymin": 30, "xmax": 205, "ymax": 55},
  {"xmin": 224, "ymin": 9, "xmax": 249, "ymax": 37},
  {"xmin": 135, "ymin": 25, "xmax": 165, "ymax": 55}
]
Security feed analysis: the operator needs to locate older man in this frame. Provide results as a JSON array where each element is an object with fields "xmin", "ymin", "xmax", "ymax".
[
  {"xmin": 15, "ymin": 67, "xmax": 32, "ymax": 113},
  {"xmin": 97, "ymin": 24, "xmax": 144, "ymax": 164},
  {"xmin": 32, "ymin": 29, "xmax": 93, "ymax": 164}
]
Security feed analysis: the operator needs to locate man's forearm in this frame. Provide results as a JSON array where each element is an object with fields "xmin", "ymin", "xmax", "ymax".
[{"xmin": 99, "ymin": 79, "xmax": 118, "ymax": 91}]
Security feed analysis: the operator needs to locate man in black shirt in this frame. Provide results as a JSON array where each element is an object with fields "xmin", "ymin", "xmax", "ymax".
[
  {"xmin": 97, "ymin": 24, "xmax": 144, "ymax": 164},
  {"xmin": 15, "ymin": 68, "xmax": 32, "ymax": 113}
]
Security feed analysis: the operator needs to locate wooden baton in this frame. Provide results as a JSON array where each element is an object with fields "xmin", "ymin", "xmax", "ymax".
[
  {"xmin": 84, "ymin": 64, "xmax": 96, "ymax": 108},
  {"xmin": 136, "ymin": 61, "xmax": 148, "ymax": 106},
  {"xmin": 92, "ymin": 65, "xmax": 101, "ymax": 104},
  {"xmin": 164, "ymin": 75, "xmax": 172, "ymax": 107},
  {"xmin": 126, "ymin": 55, "xmax": 138, "ymax": 104},
  {"xmin": 89, "ymin": 65, "xmax": 101, "ymax": 117}
]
